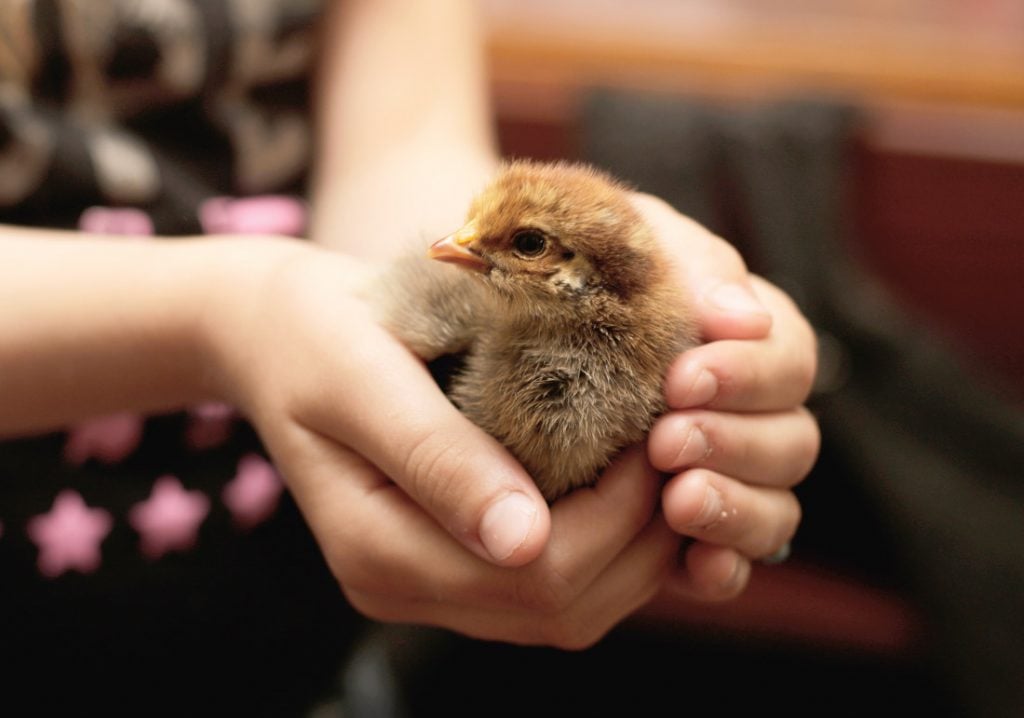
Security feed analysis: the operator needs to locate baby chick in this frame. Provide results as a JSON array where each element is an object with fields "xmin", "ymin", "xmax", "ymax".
[{"xmin": 375, "ymin": 161, "xmax": 699, "ymax": 501}]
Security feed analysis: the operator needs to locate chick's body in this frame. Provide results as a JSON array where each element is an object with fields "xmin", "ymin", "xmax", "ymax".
[{"xmin": 376, "ymin": 161, "xmax": 699, "ymax": 500}]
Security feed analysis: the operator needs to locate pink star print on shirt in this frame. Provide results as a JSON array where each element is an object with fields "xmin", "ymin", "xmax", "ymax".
[
  {"xmin": 198, "ymin": 195, "xmax": 306, "ymax": 237},
  {"xmin": 28, "ymin": 490, "xmax": 113, "ymax": 578},
  {"xmin": 63, "ymin": 411, "xmax": 145, "ymax": 466},
  {"xmin": 78, "ymin": 206, "xmax": 155, "ymax": 236},
  {"xmin": 129, "ymin": 476, "xmax": 210, "ymax": 560},
  {"xmin": 222, "ymin": 454, "xmax": 284, "ymax": 529}
]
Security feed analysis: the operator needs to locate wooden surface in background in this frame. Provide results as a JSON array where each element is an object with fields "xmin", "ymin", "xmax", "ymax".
[{"xmin": 484, "ymin": 0, "xmax": 1024, "ymax": 111}]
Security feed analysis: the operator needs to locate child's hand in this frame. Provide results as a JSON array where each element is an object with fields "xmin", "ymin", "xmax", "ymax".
[
  {"xmin": 202, "ymin": 239, "xmax": 683, "ymax": 646},
  {"xmin": 202, "ymin": 223, "xmax": 817, "ymax": 642},
  {"xmin": 635, "ymin": 195, "xmax": 818, "ymax": 599}
]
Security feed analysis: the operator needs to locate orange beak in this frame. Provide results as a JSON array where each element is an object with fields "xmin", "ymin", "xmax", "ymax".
[{"xmin": 428, "ymin": 223, "xmax": 489, "ymax": 272}]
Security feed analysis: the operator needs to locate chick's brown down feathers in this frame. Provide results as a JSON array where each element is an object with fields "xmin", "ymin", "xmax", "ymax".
[{"xmin": 373, "ymin": 161, "xmax": 699, "ymax": 500}]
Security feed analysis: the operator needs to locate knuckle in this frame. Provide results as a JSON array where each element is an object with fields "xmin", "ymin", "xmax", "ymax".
[
  {"xmin": 786, "ymin": 495, "xmax": 804, "ymax": 537},
  {"xmin": 718, "ymin": 562, "xmax": 752, "ymax": 600},
  {"xmin": 785, "ymin": 316, "xmax": 819, "ymax": 400},
  {"xmin": 329, "ymin": 547, "xmax": 387, "ymax": 598},
  {"xmin": 514, "ymin": 568, "xmax": 577, "ymax": 614},
  {"xmin": 324, "ymin": 527, "xmax": 413, "ymax": 602},
  {"xmin": 713, "ymin": 241, "xmax": 748, "ymax": 275},
  {"xmin": 700, "ymin": 418, "xmax": 741, "ymax": 472},
  {"xmin": 733, "ymin": 490, "xmax": 801, "ymax": 559},
  {"xmin": 764, "ymin": 494, "xmax": 802, "ymax": 557},
  {"xmin": 796, "ymin": 413, "xmax": 822, "ymax": 479},
  {"xmin": 705, "ymin": 361, "xmax": 738, "ymax": 403},
  {"xmin": 723, "ymin": 360, "xmax": 757, "ymax": 403},
  {"xmin": 340, "ymin": 586, "xmax": 396, "ymax": 623},
  {"xmin": 795, "ymin": 341, "xmax": 819, "ymax": 399},
  {"xmin": 539, "ymin": 615, "xmax": 603, "ymax": 651},
  {"xmin": 402, "ymin": 428, "xmax": 471, "ymax": 517}
]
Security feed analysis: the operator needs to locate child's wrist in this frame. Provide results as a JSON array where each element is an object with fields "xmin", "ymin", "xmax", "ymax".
[{"xmin": 188, "ymin": 235, "xmax": 310, "ymax": 413}]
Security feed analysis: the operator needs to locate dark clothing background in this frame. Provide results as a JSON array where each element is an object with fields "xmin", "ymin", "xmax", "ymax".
[
  {"xmin": 0, "ymin": 3, "xmax": 360, "ymax": 714},
  {"xmin": 0, "ymin": 0, "xmax": 322, "ymax": 232}
]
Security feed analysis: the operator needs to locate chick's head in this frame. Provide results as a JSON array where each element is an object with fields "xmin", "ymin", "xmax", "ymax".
[{"xmin": 429, "ymin": 161, "xmax": 661, "ymax": 315}]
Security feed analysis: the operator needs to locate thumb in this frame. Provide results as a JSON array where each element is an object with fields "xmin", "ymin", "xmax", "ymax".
[
  {"xmin": 383, "ymin": 411, "xmax": 552, "ymax": 567},
  {"xmin": 332, "ymin": 327, "xmax": 551, "ymax": 567}
]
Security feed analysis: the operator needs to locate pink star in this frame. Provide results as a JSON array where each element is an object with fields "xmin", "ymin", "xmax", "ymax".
[
  {"xmin": 222, "ymin": 454, "xmax": 284, "ymax": 529},
  {"xmin": 198, "ymin": 195, "xmax": 306, "ymax": 237},
  {"xmin": 78, "ymin": 206, "xmax": 154, "ymax": 236},
  {"xmin": 28, "ymin": 491, "xmax": 113, "ymax": 578},
  {"xmin": 129, "ymin": 476, "xmax": 210, "ymax": 560},
  {"xmin": 64, "ymin": 412, "xmax": 145, "ymax": 466}
]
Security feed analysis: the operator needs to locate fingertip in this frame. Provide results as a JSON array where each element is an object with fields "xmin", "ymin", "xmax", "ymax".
[
  {"xmin": 648, "ymin": 413, "xmax": 709, "ymax": 473},
  {"xmin": 698, "ymin": 282, "xmax": 773, "ymax": 341},
  {"xmin": 596, "ymin": 445, "xmax": 663, "ymax": 516},
  {"xmin": 675, "ymin": 543, "xmax": 751, "ymax": 601},
  {"xmin": 478, "ymin": 490, "xmax": 550, "ymax": 567},
  {"xmin": 664, "ymin": 355, "xmax": 719, "ymax": 409},
  {"xmin": 708, "ymin": 282, "xmax": 770, "ymax": 317},
  {"xmin": 646, "ymin": 416, "xmax": 675, "ymax": 472},
  {"xmin": 661, "ymin": 469, "xmax": 717, "ymax": 536},
  {"xmin": 376, "ymin": 395, "xmax": 551, "ymax": 568}
]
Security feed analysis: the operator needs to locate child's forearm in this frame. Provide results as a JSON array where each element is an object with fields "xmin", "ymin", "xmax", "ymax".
[
  {"xmin": 0, "ymin": 227, "xmax": 239, "ymax": 437},
  {"xmin": 309, "ymin": 0, "xmax": 499, "ymax": 257}
]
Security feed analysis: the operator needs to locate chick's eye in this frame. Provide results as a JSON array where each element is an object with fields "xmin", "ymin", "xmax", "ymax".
[{"xmin": 512, "ymin": 230, "xmax": 547, "ymax": 258}]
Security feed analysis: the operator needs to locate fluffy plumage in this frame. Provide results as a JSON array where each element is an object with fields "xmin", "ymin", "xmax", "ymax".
[{"xmin": 373, "ymin": 160, "xmax": 699, "ymax": 500}]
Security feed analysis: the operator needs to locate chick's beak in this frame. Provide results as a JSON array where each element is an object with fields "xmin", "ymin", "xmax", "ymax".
[{"xmin": 428, "ymin": 223, "xmax": 489, "ymax": 272}]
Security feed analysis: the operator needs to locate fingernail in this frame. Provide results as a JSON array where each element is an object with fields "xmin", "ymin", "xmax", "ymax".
[
  {"xmin": 479, "ymin": 492, "xmax": 537, "ymax": 562},
  {"xmin": 762, "ymin": 541, "xmax": 792, "ymax": 565},
  {"xmin": 710, "ymin": 283, "xmax": 767, "ymax": 316},
  {"xmin": 722, "ymin": 554, "xmax": 750, "ymax": 592},
  {"xmin": 676, "ymin": 368, "xmax": 718, "ymax": 408},
  {"xmin": 689, "ymin": 484, "xmax": 726, "ymax": 530},
  {"xmin": 673, "ymin": 424, "xmax": 710, "ymax": 468}
]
